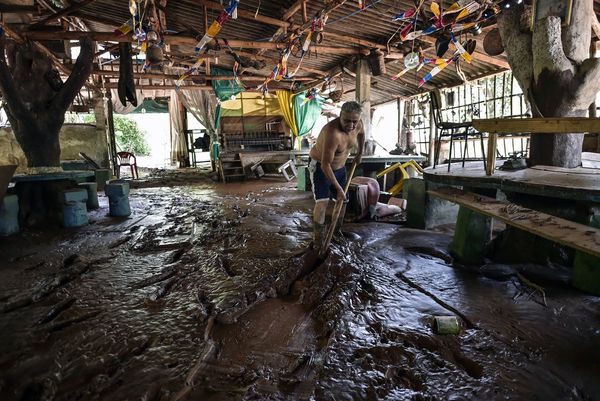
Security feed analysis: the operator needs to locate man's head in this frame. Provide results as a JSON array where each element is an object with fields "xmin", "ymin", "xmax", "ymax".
[{"xmin": 339, "ymin": 101, "xmax": 362, "ymax": 133}]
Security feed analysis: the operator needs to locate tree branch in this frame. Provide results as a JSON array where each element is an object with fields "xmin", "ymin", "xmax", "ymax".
[
  {"xmin": 569, "ymin": 56, "xmax": 600, "ymax": 110},
  {"xmin": 497, "ymin": 7, "xmax": 534, "ymax": 97},
  {"xmin": 532, "ymin": 16, "xmax": 574, "ymax": 80},
  {"xmin": 53, "ymin": 37, "xmax": 93, "ymax": 113},
  {"xmin": 561, "ymin": 0, "xmax": 592, "ymax": 63},
  {"xmin": 0, "ymin": 35, "xmax": 28, "ymax": 120}
]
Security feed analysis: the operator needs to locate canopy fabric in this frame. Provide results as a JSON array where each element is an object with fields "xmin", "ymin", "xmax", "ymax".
[
  {"xmin": 221, "ymin": 92, "xmax": 281, "ymax": 116},
  {"xmin": 110, "ymin": 89, "xmax": 144, "ymax": 114},
  {"xmin": 276, "ymin": 90, "xmax": 298, "ymax": 137},
  {"xmin": 211, "ymin": 67, "xmax": 245, "ymax": 102},
  {"xmin": 169, "ymin": 91, "xmax": 188, "ymax": 166},
  {"xmin": 293, "ymin": 92, "xmax": 324, "ymax": 137},
  {"xmin": 131, "ymin": 98, "xmax": 169, "ymax": 114},
  {"xmin": 176, "ymin": 89, "xmax": 219, "ymax": 141}
]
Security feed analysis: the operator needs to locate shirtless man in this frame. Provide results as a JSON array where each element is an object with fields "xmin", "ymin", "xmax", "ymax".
[{"xmin": 308, "ymin": 101, "xmax": 364, "ymax": 244}]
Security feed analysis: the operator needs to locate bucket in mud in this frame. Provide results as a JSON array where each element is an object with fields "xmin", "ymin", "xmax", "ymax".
[{"xmin": 432, "ymin": 315, "xmax": 460, "ymax": 334}]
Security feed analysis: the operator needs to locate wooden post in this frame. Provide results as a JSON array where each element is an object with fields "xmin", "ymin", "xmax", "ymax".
[
  {"xmin": 356, "ymin": 58, "xmax": 372, "ymax": 153},
  {"xmin": 92, "ymin": 90, "xmax": 110, "ymax": 168},
  {"xmin": 180, "ymin": 99, "xmax": 190, "ymax": 167},
  {"xmin": 397, "ymin": 97, "xmax": 405, "ymax": 149},
  {"xmin": 428, "ymin": 102, "xmax": 435, "ymax": 166}
]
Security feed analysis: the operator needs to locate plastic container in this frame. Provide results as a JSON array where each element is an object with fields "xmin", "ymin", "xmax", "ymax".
[{"xmin": 432, "ymin": 316, "xmax": 460, "ymax": 334}]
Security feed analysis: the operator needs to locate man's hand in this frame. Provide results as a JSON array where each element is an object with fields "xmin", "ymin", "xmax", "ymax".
[
  {"xmin": 335, "ymin": 185, "xmax": 346, "ymax": 203},
  {"xmin": 354, "ymin": 154, "xmax": 362, "ymax": 166}
]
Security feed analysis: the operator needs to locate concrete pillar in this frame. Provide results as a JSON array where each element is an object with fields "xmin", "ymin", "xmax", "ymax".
[
  {"xmin": 356, "ymin": 58, "xmax": 372, "ymax": 153},
  {"xmin": 404, "ymin": 178, "xmax": 459, "ymax": 230},
  {"xmin": 449, "ymin": 187, "xmax": 494, "ymax": 265},
  {"xmin": 450, "ymin": 207, "xmax": 492, "ymax": 265},
  {"xmin": 573, "ymin": 211, "xmax": 600, "ymax": 295},
  {"xmin": 0, "ymin": 194, "xmax": 19, "ymax": 236}
]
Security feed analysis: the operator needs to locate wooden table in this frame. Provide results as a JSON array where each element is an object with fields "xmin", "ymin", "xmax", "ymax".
[{"xmin": 472, "ymin": 117, "xmax": 600, "ymax": 176}]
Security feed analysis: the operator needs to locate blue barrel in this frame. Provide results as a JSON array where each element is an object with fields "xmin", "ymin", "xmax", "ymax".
[
  {"xmin": 108, "ymin": 195, "xmax": 131, "ymax": 217},
  {"xmin": 63, "ymin": 201, "xmax": 88, "ymax": 227},
  {"xmin": 78, "ymin": 182, "xmax": 99, "ymax": 210}
]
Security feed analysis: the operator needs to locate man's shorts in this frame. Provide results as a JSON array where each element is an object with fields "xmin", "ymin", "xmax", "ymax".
[{"xmin": 308, "ymin": 158, "xmax": 347, "ymax": 201}]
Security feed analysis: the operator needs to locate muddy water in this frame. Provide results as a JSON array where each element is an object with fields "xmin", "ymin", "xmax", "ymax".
[{"xmin": 1, "ymin": 172, "xmax": 599, "ymax": 401}]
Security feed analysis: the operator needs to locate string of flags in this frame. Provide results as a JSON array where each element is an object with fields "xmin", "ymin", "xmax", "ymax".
[
  {"xmin": 390, "ymin": 0, "xmax": 502, "ymax": 87},
  {"xmin": 176, "ymin": 0, "xmax": 240, "ymax": 86},
  {"xmin": 253, "ymin": 12, "xmax": 327, "ymax": 95},
  {"xmin": 106, "ymin": 0, "xmax": 514, "ymax": 95}
]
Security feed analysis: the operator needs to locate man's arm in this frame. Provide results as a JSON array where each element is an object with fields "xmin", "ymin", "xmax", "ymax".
[{"xmin": 320, "ymin": 127, "xmax": 345, "ymax": 202}]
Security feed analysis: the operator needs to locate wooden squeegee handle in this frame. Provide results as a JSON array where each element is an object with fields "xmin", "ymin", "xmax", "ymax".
[{"xmin": 319, "ymin": 162, "xmax": 358, "ymax": 257}]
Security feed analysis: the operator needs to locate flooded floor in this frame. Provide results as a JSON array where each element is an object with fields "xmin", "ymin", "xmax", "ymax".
[{"xmin": 1, "ymin": 169, "xmax": 599, "ymax": 401}]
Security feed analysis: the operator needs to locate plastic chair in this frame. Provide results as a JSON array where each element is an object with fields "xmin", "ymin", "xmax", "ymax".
[
  {"xmin": 430, "ymin": 90, "xmax": 486, "ymax": 171},
  {"xmin": 116, "ymin": 151, "xmax": 139, "ymax": 179}
]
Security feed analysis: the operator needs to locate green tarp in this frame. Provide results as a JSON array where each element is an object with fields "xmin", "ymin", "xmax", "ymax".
[
  {"xmin": 211, "ymin": 67, "xmax": 245, "ymax": 102},
  {"xmin": 293, "ymin": 92, "xmax": 324, "ymax": 137}
]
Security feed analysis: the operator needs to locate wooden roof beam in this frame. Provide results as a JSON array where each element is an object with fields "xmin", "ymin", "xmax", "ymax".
[
  {"xmin": 0, "ymin": 5, "xmax": 38, "ymax": 13},
  {"xmin": 24, "ymin": 31, "xmax": 365, "ymax": 54},
  {"xmin": 92, "ymin": 69, "xmax": 313, "ymax": 81}
]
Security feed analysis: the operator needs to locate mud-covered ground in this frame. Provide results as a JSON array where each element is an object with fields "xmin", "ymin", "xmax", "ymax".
[{"xmin": 0, "ymin": 168, "xmax": 599, "ymax": 401}]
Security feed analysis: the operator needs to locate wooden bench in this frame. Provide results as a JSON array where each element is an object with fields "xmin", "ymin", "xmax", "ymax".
[
  {"xmin": 428, "ymin": 187, "xmax": 600, "ymax": 259},
  {"xmin": 429, "ymin": 186, "xmax": 600, "ymax": 294},
  {"xmin": 472, "ymin": 117, "xmax": 600, "ymax": 176}
]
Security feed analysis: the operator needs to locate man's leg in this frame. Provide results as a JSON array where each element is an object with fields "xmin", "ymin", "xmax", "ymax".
[
  {"xmin": 313, "ymin": 199, "xmax": 329, "ymax": 244},
  {"xmin": 309, "ymin": 159, "xmax": 330, "ymax": 246}
]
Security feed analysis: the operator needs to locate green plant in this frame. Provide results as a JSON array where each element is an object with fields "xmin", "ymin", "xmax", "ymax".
[
  {"xmin": 85, "ymin": 115, "xmax": 150, "ymax": 156},
  {"xmin": 113, "ymin": 116, "xmax": 150, "ymax": 156}
]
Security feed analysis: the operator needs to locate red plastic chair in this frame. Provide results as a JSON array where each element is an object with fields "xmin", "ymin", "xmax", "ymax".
[{"xmin": 117, "ymin": 151, "xmax": 139, "ymax": 179}]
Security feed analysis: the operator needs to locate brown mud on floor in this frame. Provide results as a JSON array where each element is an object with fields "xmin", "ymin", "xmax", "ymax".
[{"xmin": 0, "ymin": 170, "xmax": 599, "ymax": 401}]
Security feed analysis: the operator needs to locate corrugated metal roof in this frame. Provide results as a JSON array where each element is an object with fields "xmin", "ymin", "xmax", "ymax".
[{"xmin": 17, "ymin": 0, "xmax": 599, "ymax": 104}]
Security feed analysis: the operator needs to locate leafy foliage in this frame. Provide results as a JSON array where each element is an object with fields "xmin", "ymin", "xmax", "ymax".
[
  {"xmin": 84, "ymin": 114, "xmax": 150, "ymax": 156},
  {"xmin": 113, "ymin": 116, "xmax": 150, "ymax": 156}
]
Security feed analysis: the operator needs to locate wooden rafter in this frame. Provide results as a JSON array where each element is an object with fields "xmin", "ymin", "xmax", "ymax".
[
  {"xmin": 92, "ymin": 69, "xmax": 313, "ymax": 81},
  {"xmin": 24, "ymin": 31, "xmax": 367, "ymax": 55},
  {"xmin": 31, "ymin": 0, "xmax": 100, "ymax": 28}
]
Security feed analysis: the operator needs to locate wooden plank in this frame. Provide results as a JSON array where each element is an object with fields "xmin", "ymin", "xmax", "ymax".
[
  {"xmin": 428, "ymin": 187, "xmax": 600, "ymax": 258},
  {"xmin": 92, "ymin": 69, "xmax": 313, "ymax": 81},
  {"xmin": 473, "ymin": 118, "xmax": 600, "ymax": 134}
]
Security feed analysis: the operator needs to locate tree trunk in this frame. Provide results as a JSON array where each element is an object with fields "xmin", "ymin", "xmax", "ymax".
[
  {"xmin": 497, "ymin": 0, "xmax": 600, "ymax": 167},
  {"xmin": 0, "ymin": 36, "xmax": 93, "ymax": 168}
]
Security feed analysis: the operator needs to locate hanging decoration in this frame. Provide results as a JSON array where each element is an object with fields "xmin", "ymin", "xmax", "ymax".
[
  {"xmin": 254, "ymin": 10, "xmax": 329, "ymax": 95},
  {"xmin": 418, "ymin": 38, "xmax": 476, "ymax": 87},
  {"xmin": 388, "ymin": 0, "xmax": 504, "ymax": 86},
  {"xmin": 194, "ymin": 0, "xmax": 239, "ymax": 55},
  {"xmin": 176, "ymin": 0, "xmax": 240, "ymax": 86},
  {"xmin": 115, "ymin": 0, "xmax": 145, "ymax": 38},
  {"xmin": 302, "ymin": 88, "xmax": 319, "ymax": 105}
]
